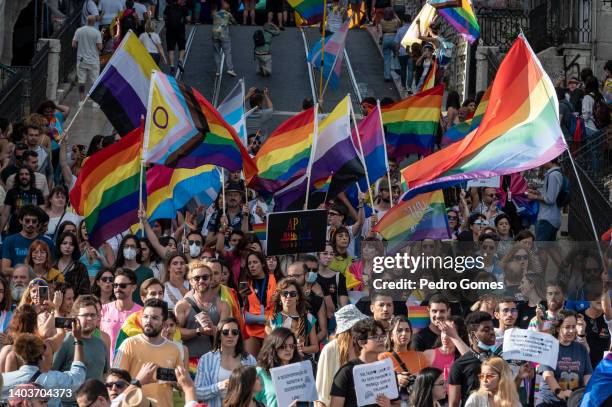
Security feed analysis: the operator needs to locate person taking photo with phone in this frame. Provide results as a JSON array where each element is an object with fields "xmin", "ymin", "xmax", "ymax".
[{"xmin": 113, "ymin": 298, "xmax": 183, "ymax": 407}]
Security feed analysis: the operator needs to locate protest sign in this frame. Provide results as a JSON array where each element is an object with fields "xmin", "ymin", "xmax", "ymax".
[
  {"xmin": 353, "ymin": 358, "xmax": 399, "ymax": 406},
  {"xmin": 467, "ymin": 176, "xmax": 501, "ymax": 188},
  {"xmin": 502, "ymin": 328, "xmax": 559, "ymax": 369},
  {"xmin": 270, "ymin": 360, "xmax": 318, "ymax": 406},
  {"xmin": 266, "ymin": 209, "xmax": 327, "ymax": 255}
]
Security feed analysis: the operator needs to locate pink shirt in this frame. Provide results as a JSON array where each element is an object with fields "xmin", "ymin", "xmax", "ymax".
[{"xmin": 101, "ymin": 301, "xmax": 142, "ymax": 361}]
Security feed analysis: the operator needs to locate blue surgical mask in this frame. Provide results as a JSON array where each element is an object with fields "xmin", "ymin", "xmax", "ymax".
[
  {"xmin": 306, "ymin": 271, "xmax": 318, "ymax": 284},
  {"xmin": 477, "ymin": 341, "xmax": 497, "ymax": 353}
]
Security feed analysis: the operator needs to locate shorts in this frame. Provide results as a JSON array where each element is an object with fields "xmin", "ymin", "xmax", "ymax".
[
  {"xmin": 255, "ymin": 53, "xmax": 272, "ymax": 74},
  {"xmin": 76, "ymin": 60, "xmax": 100, "ymax": 85},
  {"xmin": 267, "ymin": 0, "xmax": 284, "ymax": 14},
  {"xmin": 166, "ymin": 28, "xmax": 186, "ymax": 51}
]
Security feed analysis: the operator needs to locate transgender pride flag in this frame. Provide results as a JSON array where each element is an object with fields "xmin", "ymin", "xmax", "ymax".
[
  {"xmin": 218, "ymin": 79, "xmax": 247, "ymax": 146},
  {"xmin": 308, "ymin": 20, "xmax": 350, "ymax": 90}
]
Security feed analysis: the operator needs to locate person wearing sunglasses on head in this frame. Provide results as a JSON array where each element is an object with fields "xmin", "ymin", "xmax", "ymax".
[
  {"xmin": 266, "ymin": 278, "xmax": 319, "ymax": 357},
  {"xmin": 457, "ymin": 214, "xmax": 487, "ymax": 243},
  {"xmin": 194, "ymin": 317, "xmax": 256, "ymax": 407},
  {"xmin": 464, "ymin": 357, "xmax": 522, "ymax": 407}
]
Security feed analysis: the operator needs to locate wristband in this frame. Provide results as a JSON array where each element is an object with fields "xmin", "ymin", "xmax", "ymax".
[{"xmin": 130, "ymin": 379, "xmax": 142, "ymax": 388}]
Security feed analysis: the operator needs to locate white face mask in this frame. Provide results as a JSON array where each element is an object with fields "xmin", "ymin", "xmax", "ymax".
[
  {"xmin": 189, "ymin": 244, "xmax": 201, "ymax": 258},
  {"xmin": 123, "ymin": 247, "xmax": 137, "ymax": 261}
]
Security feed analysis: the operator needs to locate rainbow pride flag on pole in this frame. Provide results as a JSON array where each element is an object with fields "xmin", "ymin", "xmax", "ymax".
[
  {"xmin": 438, "ymin": 0, "xmax": 480, "ymax": 44},
  {"xmin": 247, "ymin": 108, "xmax": 315, "ymax": 194},
  {"xmin": 401, "ymin": 34, "xmax": 567, "ymax": 200},
  {"xmin": 314, "ymin": 173, "xmax": 333, "ymax": 192},
  {"xmin": 143, "ymin": 71, "xmax": 256, "ymax": 175},
  {"xmin": 288, "ymin": 0, "xmax": 324, "ymax": 25},
  {"xmin": 418, "ymin": 60, "xmax": 437, "ymax": 92},
  {"xmin": 441, "ymin": 84, "xmax": 491, "ymax": 146},
  {"xmin": 373, "ymin": 190, "xmax": 450, "ymax": 248},
  {"xmin": 252, "ymin": 222, "xmax": 267, "ymax": 241},
  {"xmin": 69, "ymin": 127, "xmax": 143, "ymax": 247},
  {"xmin": 381, "ymin": 85, "xmax": 444, "ymax": 158}
]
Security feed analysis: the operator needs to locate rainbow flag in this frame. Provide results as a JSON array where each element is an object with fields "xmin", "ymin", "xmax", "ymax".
[
  {"xmin": 146, "ymin": 164, "xmax": 221, "ymax": 221},
  {"xmin": 418, "ymin": 60, "xmax": 437, "ymax": 92},
  {"xmin": 247, "ymin": 108, "xmax": 315, "ymax": 194},
  {"xmin": 381, "ymin": 84, "xmax": 444, "ymax": 159},
  {"xmin": 69, "ymin": 127, "xmax": 143, "ymax": 248},
  {"xmin": 441, "ymin": 84, "xmax": 491, "ymax": 146},
  {"xmin": 438, "ymin": 0, "xmax": 480, "ymax": 44},
  {"xmin": 314, "ymin": 173, "xmax": 333, "ymax": 192},
  {"xmin": 143, "ymin": 71, "xmax": 256, "ymax": 175},
  {"xmin": 89, "ymin": 31, "xmax": 158, "ymax": 136},
  {"xmin": 288, "ymin": 0, "xmax": 324, "ymax": 25},
  {"xmin": 252, "ymin": 222, "xmax": 267, "ymax": 241},
  {"xmin": 352, "ymin": 103, "xmax": 388, "ymax": 190},
  {"xmin": 407, "ymin": 305, "xmax": 430, "ymax": 329},
  {"xmin": 401, "ymin": 34, "xmax": 567, "ymax": 200},
  {"xmin": 373, "ymin": 190, "xmax": 450, "ymax": 248}
]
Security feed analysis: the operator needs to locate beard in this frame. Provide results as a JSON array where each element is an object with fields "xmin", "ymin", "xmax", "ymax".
[
  {"xmin": 143, "ymin": 325, "xmax": 162, "ymax": 338},
  {"xmin": 11, "ymin": 285, "xmax": 26, "ymax": 302}
]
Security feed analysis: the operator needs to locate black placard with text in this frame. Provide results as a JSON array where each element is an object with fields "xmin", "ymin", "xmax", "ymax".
[{"xmin": 266, "ymin": 209, "xmax": 327, "ymax": 255}]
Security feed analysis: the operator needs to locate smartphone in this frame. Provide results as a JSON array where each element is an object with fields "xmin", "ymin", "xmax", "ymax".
[
  {"xmin": 156, "ymin": 367, "xmax": 177, "ymax": 382},
  {"xmin": 296, "ymin": 402, "xmax": 310, "ymax": 407},
  {"xmin": 54, "ymin": 317, "xmax": 75, "ymax": 329},
  {"xmin": 38, "ymin": 285, "xmax": 49, "ymax": 300},
  {"xmin": 239, "ymin": 281, "xmax": 251, "ymax": 295}
]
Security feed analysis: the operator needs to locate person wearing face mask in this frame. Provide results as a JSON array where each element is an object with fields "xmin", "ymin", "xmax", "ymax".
[
  {"xmin": 448, "ymin": 311, "xmax": 499, "ymax": 407},
  {"xmin": 113, "ymin": 235, "xmax": 154, "ymax": 306},
  {"xmin": 286, "ymin": 261, "xmax": 327, "ymax": 344},
  {"xmin": 184, "ymin": 231, "xmax": 205, "ymax": 262}
]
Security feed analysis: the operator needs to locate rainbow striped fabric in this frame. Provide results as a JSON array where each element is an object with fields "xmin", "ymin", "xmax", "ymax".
[
  {"xmin": 144, "ymin": 71, "xmax": 256, "ymax": 175},
  {"xmin": 438, "ymin": 0, "xmax": 480, "ymax": 44},
  {"xmin": 381, "ymin": 85, "xmax": 444, "ymax": 158},
  {"xmin": 418, "ymin": 60, "xmax": 437, "ymax": 92},
  {"xmin": 400, "ymin": 34, "xmax": 567, "ymax": 199},
  {"xmin": 89, "ymin": 31, "xmax": 158, "ymax": 136},
  {"xmin": 69, "ymin": 127, "xmax": 143, "ymax": 247},
  {"xmin": 441, "ymin": 84, "xmax": 491, "ymax": 146},
  {"xmin": 146, "ymin": 164, "xmax": 221, "ymax": 221},
  {"xmin": 407, "ymin": 305, "xmax": 430, "ymax": 329},
  {"xmin": 373, "ymin": 190, "xmax": 450, "ymax": 247},
  {"xmin": 247, "ymin": 108, "xmax": 315, "ymax": 193},
  {"xmin": 287, "ymin": 0, "xmax": 325, "ymax": 24},
  {"xmin": 352, "ymin": 104, "xmax": 387, "ymax": 190},
  {"xmin": 252, "ymin": 223, "xmax": 267, "ymax": 241},
  {"xmin": 314, "ymin": 173, "xmax": 333, "ymax": 192}
]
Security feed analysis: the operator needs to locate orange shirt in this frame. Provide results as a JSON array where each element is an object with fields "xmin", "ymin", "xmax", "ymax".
[{"xmin": 378, "ymin": 350, "xmax": 429, "ymax": 374}]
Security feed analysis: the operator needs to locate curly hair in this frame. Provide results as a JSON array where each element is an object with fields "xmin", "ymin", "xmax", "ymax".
[
  {"xmin": 270, "ymin": 278, "xmax": 309, "ymax": 341},
  {"xmin": 257, "ymin": 327, "xmax": 302, "ymax": 374}
]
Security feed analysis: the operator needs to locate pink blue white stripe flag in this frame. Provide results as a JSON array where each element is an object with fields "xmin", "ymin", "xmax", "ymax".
[
  {"xmin": 218, "ymin": 79, "xmax": 247, "ymax": 146},
  {"xmin": 308, "ymin": 20, "xmax": 350, "ymax": 90}
]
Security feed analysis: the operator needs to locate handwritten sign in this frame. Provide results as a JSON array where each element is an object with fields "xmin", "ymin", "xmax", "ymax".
[
  {"xmin": 266, "ymin": 210, "xmax": 327, "ymax": 255},
  {"xmin": 353, "ymin": 358, "xmax": 399, "ymax": 406},
  {"xmin": 467, "ymin": 176, "xmax": 501, "ymax": 188},
  {"xmin": 270, "ymin": 361, "xmax": 318, "ymax": 406},
  {"xmin": 502, "ymin": 328, "xmax": 559, "ymax": 369}
]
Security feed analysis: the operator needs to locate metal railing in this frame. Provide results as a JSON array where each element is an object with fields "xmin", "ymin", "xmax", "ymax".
[
  {"xmin": 476, "ymin": 7, "xmax": 529, "ymax": 53},
  {"xmin": 528, "ymin": 0, "xmax": 592, "ymax": 52},
  {"xmin": 10, "ymin": 43, "xmax": 50, "ymax": 115},
  {"xmin": 0, "ymin": 69, "xmax": 26, "ymax": 122}
]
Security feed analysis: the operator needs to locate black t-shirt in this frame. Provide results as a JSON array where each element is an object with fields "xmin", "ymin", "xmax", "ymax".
[
  {"xmin": 307, "ymin": 291, "xmax": 323, "ymax": 316},
  {"xmin": 164, "ymin": 4, "xmax": 189, "ymax": 31},
  {"xmin": 4, "ymin": 187, "xmax": 44, "ymax": 235},
  {"xmin": 517, "ymin": 301, "xmax": 540, "ymax": 329},
  {"xmin": 448, "ymin": 351, "xmax": 483, "ymax": 407},
  {"xmin": 412, "ymin": 325, "xmax": 438, "ymax": 351},
  {"xmin": 581, "ymin": 310, "xmax": 611, "ymax": 368},
  {"xmin": 316, "ymin": 273, "xmax": 348, "ymax": 309},
  {"xmin": 330, "ymin": 359, "xmax": 399, "ymax": 407}
]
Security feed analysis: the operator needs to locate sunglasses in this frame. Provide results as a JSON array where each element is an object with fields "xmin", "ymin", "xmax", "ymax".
[
  {"xmin": 105, "ymin": 380, "xmax": 128, "ymax": 390},
  {"xmin": 281, "ymin": 290, "xmax": 298, "ymax": 298},
  {"xmin": 306, "ymin": 267, "xmax": 318, "ymax": 272},
  {"xmin": 100, "ymin": 277, "xmax": 114, "ymax": 283},
  {"xmin": 478, "ymin": 373, "xmax": 499, "ymax": 380},
  {"xmin": 278, "ymin": 343, "xmax": 296, "ymax": 351},
  {"xmin": 192, "ymin": 274, "xmax": 210, "ymax": 282},
  {"xmin": 112, "ymin": 283, "xmax": 132, "ymax": 289},
  {"xmin": 474, "ymin": 220, "xmax": 487, "ymax": 226},
  {"xmin": 447, "ymin": 215, "xmax": 458, "ymax": 220},
  {"xmin": 188, "ymin": 240, "xmax": 202, "ymax": 246},
  {"xmin": 221, "ymin": 328, "xmax": 240, "ymax": 336},
  {"xmin": 513, "ymin": 255, "xmax": 529, "ymax": 261}
]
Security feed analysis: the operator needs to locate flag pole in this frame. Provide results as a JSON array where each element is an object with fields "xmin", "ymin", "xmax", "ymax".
[
  {"xmin": 221, "ymin": 167, "xmax": 226, "ymax": 217},
  {"xmin": 304, "ymin": 104, "xmax": 320, "ymax": 210},
  {"xmin": 349, "ymin": 97, "xmax": 375, "ymax": 210},
  {"xmin": 321, "ymin": 44, "xmax": 343, "ymax": 101},
  {"xmin": 59, "ymin": 95, "xmax": 89, "ymax": 144},
  {"xmin": 138, "ymin": 115, "xmax": 146, "ymax": 235},
  {"xmin": 323, "ymin": 171, "xmax": 333, "ymax": 204},
  {"xmin": 376, "ymin": 99, "xmax": 394, "ymax": 206},
  {"xmin": 318, "ymin": 0, "xmax": 328, "ymax": 101}
]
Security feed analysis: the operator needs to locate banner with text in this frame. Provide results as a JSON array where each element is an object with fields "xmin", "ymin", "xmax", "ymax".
[
  {"xmin": 502, "ymin": 328, "xmax": 559, "ymax": 369},
  {"xmin": 270, "ymin": 360, "xmax": 318, "ymax": 406},
  {"xmin": 266, "ymin": 209, "xmax": 327, "ymax": 255},
  {"xmin": 353, "ymin": 358, "xmax": 399, "ymax": 406}
]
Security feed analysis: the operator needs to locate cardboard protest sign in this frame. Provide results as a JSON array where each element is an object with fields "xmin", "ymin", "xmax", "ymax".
[
  {"xmin": 353, "ymin": 358, "xmax": 399, "ymax": 406},
  {"xmin": 466, "ymin": 176, "xmax": 501, "ymax": 188},
  {"xmin": 502, "ymin": 328, "xmax": 559, "ymax": 369},
  {"xmin": 270, "ymin": 361, "xmax": 318, "ymax": 406},
  {"xmin": 266, "ymin": 209, "xmax": 327, "ymax": 255}
]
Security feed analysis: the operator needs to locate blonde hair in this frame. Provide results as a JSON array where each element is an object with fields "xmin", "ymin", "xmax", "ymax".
[
  {"xmin": 336, "ymin": 331, "xmax": 352, "ymax": 365},
  {"xmin": 187, "ymin": 261, "xmax": 212, "ymax": 278},
  {"xmin": 477, "ymin": 357, "xmax": 520, "ymax": 407},
  {"xmin": 144, "ymin": 18, "xmax": 155, "ymax": 33}
]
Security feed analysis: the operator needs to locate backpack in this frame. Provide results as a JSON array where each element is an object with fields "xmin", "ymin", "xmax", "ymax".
[
  {"xmin": 591, "ymin": 93, "xmax": 611, "ymax": 129},
  {"xmin": 547, "ymin": 168, "xmax": 570, "ymax": 207},
  {"xmin": 253, "ymin": 30, "xmax": 266, "ymax": 48}
]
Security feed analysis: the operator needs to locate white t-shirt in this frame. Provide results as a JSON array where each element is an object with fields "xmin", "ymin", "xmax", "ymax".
[
  {"xmin": 139, "ymin": 32, "xmax": 162, "ymax": 53},
  {"xmin": 81, "ymin": 0, "xmax": 100, "ymax": 28},
  {"xmin": 99, "ymin": 0, "xmax": 126, "ymax": 26},
  {"xmin": 73, "ymin": 26, "xmax": 102, "ymax": 65}
]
